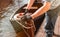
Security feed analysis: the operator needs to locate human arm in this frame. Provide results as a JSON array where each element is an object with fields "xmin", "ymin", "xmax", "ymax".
[
  {"xmin": 26, "ymin": 0, "xmax": 35, "ymax": 10},
  {"xmin": 21, "ymin": 1, "xmax": 51, "ymax": 21},
  {"xmin": 31, "ymin": 1, "xmax": 51, "ymax": 19}
]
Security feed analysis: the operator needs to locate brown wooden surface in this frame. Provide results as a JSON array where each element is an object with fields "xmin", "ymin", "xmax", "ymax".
[{"xmin": 16, "ymin": 31, "xmax": 27, "ymax": 37}]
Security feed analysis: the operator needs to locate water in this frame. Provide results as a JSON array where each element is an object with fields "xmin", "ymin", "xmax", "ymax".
[{"xmin": 0, "ymin": 0, "xmax": 28, "ymax": 37}]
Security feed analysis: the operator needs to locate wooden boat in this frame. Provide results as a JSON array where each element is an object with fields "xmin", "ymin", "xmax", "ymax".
[{"xmin": 10, "ymin": 3, "xmax": 43, "ymax": 37}]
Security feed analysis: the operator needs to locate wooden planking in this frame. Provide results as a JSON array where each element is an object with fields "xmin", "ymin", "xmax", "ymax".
[
  {"xmin": 54, "ymin": 16, "xmax": 60, "ymax": 35},
  {"xmin": 35, "ymin": 16, "xmax": 60, "ymax": 37}
]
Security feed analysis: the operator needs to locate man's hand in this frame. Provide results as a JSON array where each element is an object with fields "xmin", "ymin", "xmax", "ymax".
[
  {"xmin": 21, "ymin": 9, "xmax": 32, "ymax": 21},
  {"xmin": 21, "ymin": 15, "xmax": 32, "ymax": 21}
]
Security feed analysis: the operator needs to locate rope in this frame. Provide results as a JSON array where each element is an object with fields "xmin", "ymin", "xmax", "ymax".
[
  {"xmin": 15, "ymin": 20, "xmax": 34, "ymax": 29},
  {"xmin": 15, "ymin": 20, "xmax": 31, "ymax": 37},
  {"xmin": 15, "ymin": 19, "xmax": 36, "ymax": 37},
  {"xmin": 13, "ymin": 13, "xmax": 36, "ymax": 37}
]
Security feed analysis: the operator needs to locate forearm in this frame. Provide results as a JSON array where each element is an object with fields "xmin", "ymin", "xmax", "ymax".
[
  {"xmin": 26, "ymin": 0, "xmax": 35, "ymax": 10},
  {"xmin": 31, "ymin": 2, "xmax": 51, "ymax": 19}
]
